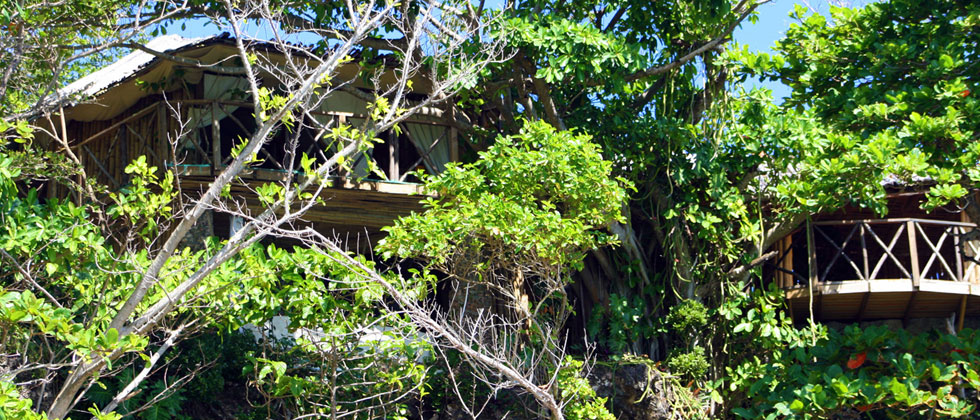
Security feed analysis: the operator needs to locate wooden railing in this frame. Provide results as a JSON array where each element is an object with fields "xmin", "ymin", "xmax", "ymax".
[
  {"xmin": 69, "ymin": 99, "xmax": 457, "ymax": 188},
  {"xmin": 771, "ymin": 218, "xmax": 979, "ymax": 288}
]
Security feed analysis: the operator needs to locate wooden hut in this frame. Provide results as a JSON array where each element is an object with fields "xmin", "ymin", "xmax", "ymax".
[
  {"xmin": 767, "ymin": 190, "xmax": 980, "ymax": 331},
  {"xmin": 35, "ymin": 35, "xmax": 460, "ymax": 246}
]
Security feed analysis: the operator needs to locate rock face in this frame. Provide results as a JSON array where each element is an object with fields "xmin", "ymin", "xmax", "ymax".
[{"xmin": 589, "ymin": 361, "xmax": 674, "ymax": 420}]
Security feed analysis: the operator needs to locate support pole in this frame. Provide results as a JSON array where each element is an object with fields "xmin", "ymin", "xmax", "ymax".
[
  {"xmin": 806, "ymin": 217, "xmax": 819, "ymax": 344},
  {"xmin": 907, "ymin": 220, "xmax": 920, "ymax": 288},
  {"xmin": 957, "ymin": 295, "xmax": 967, "ymax": 332},
  {"xmin": 807, "ymin": 221, "xmax": 818, "ymax": 286},
  {"xmin": 388, "ymin": 133, "xmax": 399, "ymax": 181},
  {"xmin": 211, "ymin": 102, "xmax": 221, "ymax": 174},
  {"xmin": 955, "ymin": 227, "xmax": 964, "ymax": 282},
  {"xmin": 156, "ymin": 102, "xmax": 167, "ymax": 152},
  {"xmin": 860, "ymin": 223, "xmax": 870, "ymax": 280},
  {"xmin": 449, "ymin": 106, "xmax": 459, "ymax": 163}
]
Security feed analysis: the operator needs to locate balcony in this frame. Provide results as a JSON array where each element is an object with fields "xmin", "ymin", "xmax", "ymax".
[
  {"xmin": 58, "ymin": 98, "xmax": 454, "ymax": 230},
  {"xmin": 770, "ymin": 218, "xmax": 979, "ymax": 328}
]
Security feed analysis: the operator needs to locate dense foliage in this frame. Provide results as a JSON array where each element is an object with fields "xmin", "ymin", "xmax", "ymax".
[
  {"xmin": 747, "ymin": 0, "xmax": 980, "ymax": 210},
  {"xmin": 1, "ymin": 0, "xmax": 979, "ymax": 418},
  {"xmin": 731, "ymin": 325, "xmax": 980, "ymax": 418}
]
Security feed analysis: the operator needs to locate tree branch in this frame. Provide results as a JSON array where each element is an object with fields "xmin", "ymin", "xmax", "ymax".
[
  {"xmin": 100, "ymin": 323, "xmax": 190, "ymax": 414},
  {"xmin": 622, "ymin": 0, "xmax": 763, "ymax": 84}
]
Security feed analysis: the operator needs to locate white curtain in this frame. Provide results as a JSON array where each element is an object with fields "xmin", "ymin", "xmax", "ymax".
[
  {"xmin": 317, "ymin": 90, "xmax": 370, "ymax": 114},
  {"xmin": 181, "ymin": 75, "xmax": 250, "ymax": 163},
  {"xmin": 405, "ymin": 122, "xmax": 449, "ymax": 174},
  {"xmin": 312, "ymin": 90, "xmax": 452, "ymax": 176},
  {"xmin": 188, "ymin": 74, "xmax": 249, "ymax": 129},
  {"xmin": 230, "ymin": 215, "xmax": 244, "ymax": 236}
]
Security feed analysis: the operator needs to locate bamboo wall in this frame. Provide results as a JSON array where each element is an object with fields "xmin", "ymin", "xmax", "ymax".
[{"xmin": 45, "ymin": 91, "xmax": 191, "ymax": 200}]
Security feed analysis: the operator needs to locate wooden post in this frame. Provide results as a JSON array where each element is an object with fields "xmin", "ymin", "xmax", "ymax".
[
  {"xmin": 778, "ymin": 237, "xmax": 795, "ymax": 288},
  {"xmin": 902, "ymin": 292, "xmax": 918, "ymax": 328},
  {"xmin": 388, "ymin": 133, "xmax": 399, "ymax": 181},
  {"xmin": 954, "ymin": 227, "xmax": 964, "ymax": 282},
  {"xmin": 860, "ymin": 223, "xmax": 870, "ymax": 280},
  {"xmin": 778, "ymin": 238, "xmax": 787, "ymax": 287},
  {"xmin": 807, "ymin": 221, "xmax": 818, "ymax": 285},
  {"xmin": 957, "ymin": 295, "xmax": 967, "ymax": 332},
  {"xmin": 211, "ymin": 102, "xmax": 221, "ymax": 173},
  {"xmin": 338, "ymin": 115, "xmax": 348, "ymax": 177},
  {"xmin": 119, "ymin": 125, "xmax": 129, "ymax": 185},
  {"xmin": 156, "ymin": 102, "xmax": 166, "ymax": 154},
  {"xmin": 448, "ymin": 106, "xmax": 459, "ymax": 163},
  {"xmin": 907, "ymin": 220, "xmax": 920, "ymax": 287}
]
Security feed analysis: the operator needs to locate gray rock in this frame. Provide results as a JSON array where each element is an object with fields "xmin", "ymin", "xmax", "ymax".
[{"xmin": 589, "ymin": 360, "xmax": 674, "ymax": 420}]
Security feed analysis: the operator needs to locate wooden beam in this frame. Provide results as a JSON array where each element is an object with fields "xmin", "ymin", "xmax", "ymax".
[
  {"xmin": 813, "ymin": 218, "xmax": 975, "ymax": 228},
  {"xmin": 82, "ymin": 145, "xmax": 119, "ymax": 188},
  {"xmin": 128, "ymin": 124, "xmax": 161, "ymax": 165},
  {"xmin": 868, "ymin": 222, "xmax": 911, "ymax": 279},
  {"xmin": 400, "ymin": 129, "xmax": 442, "ymax": 180},
  {"xmin": 174, "ymin": 99, "xmax": 452, "ymax": 128},
  {"xmin": 785, "ymin": 237, "xmax": 795, "ymax": 287},
  {"xmin": 956, "ymin": 227, "xmax": 964, "ymax": 282},
  {"xmin": 916, "ymin": 223, "xmax": 956, "ymax": 281},
  {"xmin": 816, "ymin": 224, "xmax": 864, "ymax": 281}
]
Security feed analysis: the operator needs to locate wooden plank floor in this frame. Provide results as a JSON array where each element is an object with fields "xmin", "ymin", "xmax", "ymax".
[
  {"xmin": 786, "ymin": 280, "xmax": 980, "ymax": 321},
  {"xmin": 177, "ymin": 174, "xmax": 427, "ymax": 231}
]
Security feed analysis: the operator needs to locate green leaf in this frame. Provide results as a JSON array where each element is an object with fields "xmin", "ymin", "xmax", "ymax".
[{"xmin": 789, "ymin": 399, "xmax": 804, "ymax": 412}]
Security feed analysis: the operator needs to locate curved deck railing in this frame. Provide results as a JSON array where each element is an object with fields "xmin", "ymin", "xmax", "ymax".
[{"xmin": 771, "ymin": 218, "xmax": 979, "ymax": 289}]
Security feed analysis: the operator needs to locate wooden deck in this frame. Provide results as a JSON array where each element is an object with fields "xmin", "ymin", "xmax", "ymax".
[
  {"xmin": 773, "ymin": 218, "xmax": 979, "ymax": 328},
  {"xmin": 175, "ymin": 165, "xmax": 428, "ymax": 230}
]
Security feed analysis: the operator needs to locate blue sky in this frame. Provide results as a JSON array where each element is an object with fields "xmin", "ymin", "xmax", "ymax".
[
  {"xmin": 165, "ymin": 1, "xmax": 825, "ymax": 101},
  {"xmin": 732, "ymin": 1, "xmax": 806, "ymax": 101}
]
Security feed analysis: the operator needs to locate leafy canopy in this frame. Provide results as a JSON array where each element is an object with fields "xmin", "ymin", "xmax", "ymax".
[
  {"xmin": 380, "ymin": 120, "xmax": 630, "ymax": 272},
  {"xmin": 747, "ymin": 0, "xmax": 980, "ymax": 207}
]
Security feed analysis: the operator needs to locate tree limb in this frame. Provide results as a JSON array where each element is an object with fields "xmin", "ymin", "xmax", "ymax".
[
  {"xmin": 100, "ymin": 323, "xmax": 190, "ymax": 414},
  {"xmin": 622, "ymin": 0, "xmax": 763, "ymax": 84}
]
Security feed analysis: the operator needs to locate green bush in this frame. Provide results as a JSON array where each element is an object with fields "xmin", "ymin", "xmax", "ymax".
[
  {"xmin": 726, "ymin": 326, "xmax": 980, "ymax": 418},
  {"xmin": 666, "ymin": 299, "xmax": 708, "ymax": 336},
  {"xmin": 667, "ymin": 346, "xmax": 710, "ymax": 379},
  {"xmin": 557, "ymin": 357, "xmax": 616, "ymax": 420}
]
